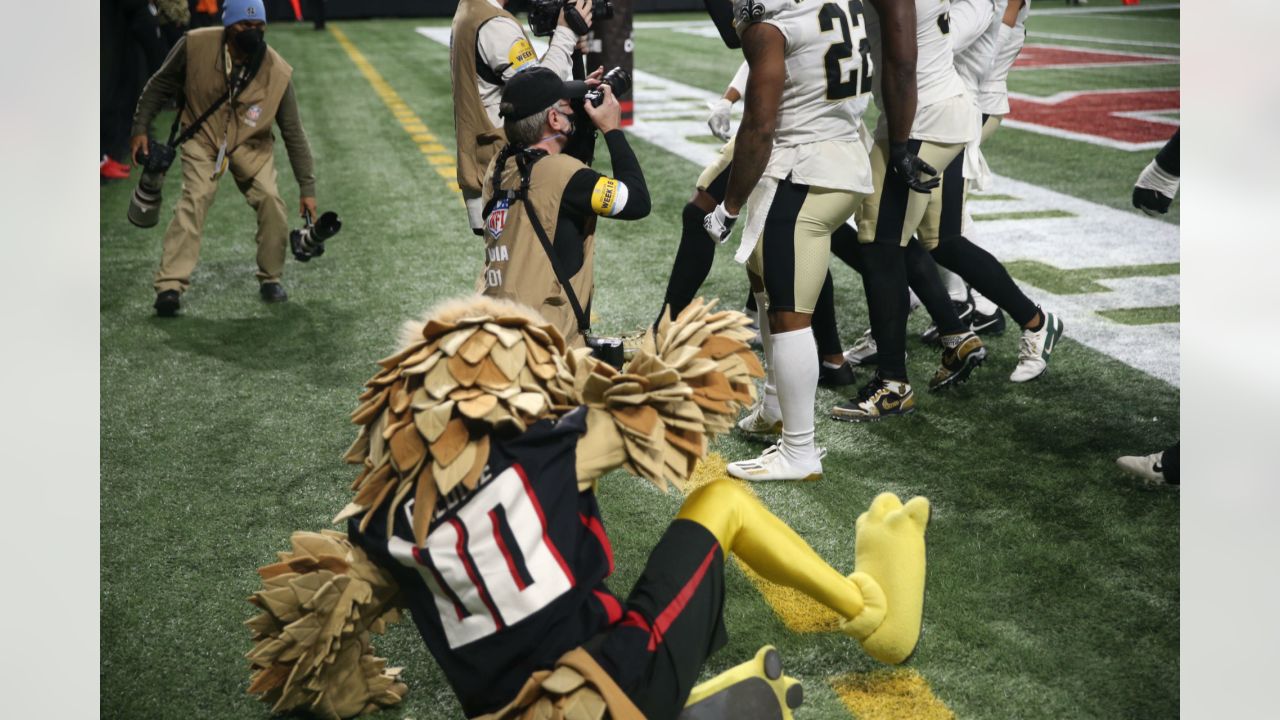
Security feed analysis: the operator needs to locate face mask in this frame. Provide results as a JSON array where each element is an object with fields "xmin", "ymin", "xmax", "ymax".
[{"xmin": 233, "ymin": 28, "xmax": 265, "ymax": 55}]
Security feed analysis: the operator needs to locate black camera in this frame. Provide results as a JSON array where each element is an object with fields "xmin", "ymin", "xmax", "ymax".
[
  {"xmin": 584, "ymin": 66, "xmax": 631, "ymax": 106},
  {"xmin": 586, "ymin": 335, "xmax": 625, "ymax": 369},
  {"xmin": 527, "ymin": 0, "xmax": 613, "ymax": 37},
  {"xmin": 290, "ymin": 210, "xmax": 342, "ymax": 262},
  {"xmin": 127, "ymin": 141, "xmax": 177, "ymax": 228}
]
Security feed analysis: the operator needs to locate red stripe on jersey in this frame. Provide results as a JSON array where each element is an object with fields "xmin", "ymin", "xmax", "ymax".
[
  {"xmin": 593, "ymin": 589, "xmax": 623, "ymax": 625},
  {"xmin": 449, "ymin": 517, "xmax": 505, "ymax": 630},
  {"xmin": 412, "ymin": 545, "xmax": 468, "ymax": 622},
  {"xmin": 490, "ymin": 508, "xmax": 529, "ymax": 591},
  {"xmin": 579, "ymin": 512, "xmax": 615, "ymax": 576},
  {"xmin": 512, "ymin": 463, "xmax": 576, "ymax": 585},
  {"xmin": 621, "ymin": 609, "xmax": 650, "ymax": 632},
  {"xmin": 646, "ymin": 544, "xmax": 719, "ymax": 652}
]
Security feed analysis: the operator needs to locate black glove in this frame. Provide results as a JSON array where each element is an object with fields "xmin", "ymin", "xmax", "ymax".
[{"xmin": 888, "ymin": 142, "xmax": 940, "ymax": 194}]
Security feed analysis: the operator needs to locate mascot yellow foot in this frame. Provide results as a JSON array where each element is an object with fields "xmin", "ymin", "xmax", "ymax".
[
  {"xmin": 840, "ymin": 493, "xmax": 931, "ymax": 665},
  {"xmin": 679, "ymin": 646, "xmax": 803, "ymax": 720}
]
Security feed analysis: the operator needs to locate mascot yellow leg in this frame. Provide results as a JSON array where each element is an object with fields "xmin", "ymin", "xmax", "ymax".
[
  {"xmin": 679, "ymin": 646, "xmax": 803, "ymax": 720},
  {"xmin": 675, "ymin": 480, "xmax": 929, "ymax": 665}
]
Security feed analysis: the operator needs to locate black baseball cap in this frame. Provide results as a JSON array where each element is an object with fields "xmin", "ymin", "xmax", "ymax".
[{"xmin": 499, "ymin": 67, "xmax": 590, "ymax": 121}]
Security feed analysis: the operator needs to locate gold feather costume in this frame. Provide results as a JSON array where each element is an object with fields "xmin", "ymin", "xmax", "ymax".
[{"xmin": 246, "ymin": 295, "xmax": 763, "ymax": 718}]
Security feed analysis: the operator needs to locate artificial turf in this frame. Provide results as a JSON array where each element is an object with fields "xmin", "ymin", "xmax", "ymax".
[{"xmin": 100, "ymin": 5, "xmax": 1179, "ymax": 718}]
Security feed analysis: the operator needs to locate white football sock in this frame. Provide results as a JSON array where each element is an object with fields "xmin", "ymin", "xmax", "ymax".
[
  {"xmin": 939, "ymin": 267, "xmax": 968, "ymax": 303},
  {"xmin": 755, "ymin": 292, "xmax": 781, "ymax": 421},
  {"xmin": 771, "ymin": 327, "xmax": 819, "ymax": 463}
]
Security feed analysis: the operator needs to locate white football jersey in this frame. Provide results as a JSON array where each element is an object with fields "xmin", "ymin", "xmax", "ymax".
[
  {"xmin": 953, "ymin": 0, "xmax": 1008, "ymax": 97},
  {"xmin": 865, "ymin": 0, "xmax": 968, "ymax": 110},
  {"xmin": 734, "ymin": 0, "xmax": 873, "ymax": 148},
  {"xmin": 979, "ymin": 0, "xmax": 1029, "ymax": 115}
]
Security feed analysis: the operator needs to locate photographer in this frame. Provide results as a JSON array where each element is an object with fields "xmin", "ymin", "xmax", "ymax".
[
  {"xmin": 451, "ymin": 0, "xmax": 597, "ymax": 235},
  {"xmin": 480, "ymin": 67, "xmax": 649, "ymax": 349},
  {"xmin": 130, "ymin": 0, "xmax": 316, "ymax": 316}
]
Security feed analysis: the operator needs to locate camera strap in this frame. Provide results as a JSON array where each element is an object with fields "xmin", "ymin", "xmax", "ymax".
[{"xmin": 511, "ymin": 151, "xmax": 592, "ymax": 339}]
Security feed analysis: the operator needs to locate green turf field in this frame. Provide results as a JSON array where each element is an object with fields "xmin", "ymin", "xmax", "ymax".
[{"xmin": 101, "ymin": 3, "xmax": 1180, "ymax": 718}]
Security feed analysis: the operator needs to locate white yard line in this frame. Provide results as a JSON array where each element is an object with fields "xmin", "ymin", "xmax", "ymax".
[
  {"xmin": 1030, "ymin": 3, "xmax": 1178, "ymax": 16},
  {"xmin": 1028, "ymin": 32, "xmax": 1180, "ymax": 50},
  {"xmin": 416, "ymin": 26, "xmax": 1179, "ymax": 387}
]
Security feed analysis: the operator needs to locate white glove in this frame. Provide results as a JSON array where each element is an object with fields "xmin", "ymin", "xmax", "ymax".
[
  {"xmin": 704, "ymin": 203, "xmax": 738, "ymax": 244},
  {"xmin": 705, "ymin": 98, "xmax": 733, "ymax": 142}
]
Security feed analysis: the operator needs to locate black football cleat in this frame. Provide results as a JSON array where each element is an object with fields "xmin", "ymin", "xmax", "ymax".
[
  {"xmin": 679, "ymin": 646, "xmax": 803, "ymax": 720},
  {"xmin": 970, "ymin": 306, "xmax": 1006, "ymax": 336},
  {"xmin": 154, "ymin": 290, "xmax": 180, "ymax": 317},
  {"xmin": 259, "ymin": 282, "xmax": 288, "ymax": 303},
  {"xmin": 818, "ymin": 360, "xmax": 858, "ymax": 388}
]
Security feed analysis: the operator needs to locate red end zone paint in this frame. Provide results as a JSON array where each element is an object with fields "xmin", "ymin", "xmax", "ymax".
[
  {"xmin": 1006, "ymin": 89, "xmax": 1179, "ymax": 150},
  {"xmin": 1015, "ymin": 44, "xmax": 1174, "ymax": 70},
  {"xmin": 620, "ymin": 100, "xmax": 634, "ymax": 127}
]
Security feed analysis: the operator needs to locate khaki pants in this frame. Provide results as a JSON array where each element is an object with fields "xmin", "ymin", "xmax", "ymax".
[{"xmin": 154, "ymin": 143, "xmax": 290, "ymax": 293}]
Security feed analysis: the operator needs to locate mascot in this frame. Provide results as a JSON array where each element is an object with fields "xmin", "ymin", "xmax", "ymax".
[{"xmin": 245, "ymin": 296, "xmax": 930, "ymax": 719}]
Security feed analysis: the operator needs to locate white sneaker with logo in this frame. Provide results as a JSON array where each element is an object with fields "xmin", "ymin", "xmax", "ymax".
[
  {"xmin": 737, "ymin": 401, "xmax": 783, "ymax": 437},
  {"xmin": 727, "ymin": 443, "xmax": 826, "ymax": 482},
  {"xmin": 1116, "ymin": 451, "xmax": 1167, "ymax": 486},
  {"xmin": 1010, "ymin": 311, "xmax": 1064, "ymax": 383}
]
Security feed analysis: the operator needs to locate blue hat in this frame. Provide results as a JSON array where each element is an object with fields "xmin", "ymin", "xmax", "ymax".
[{"xmin": 223, "ymin": 0, "xmax": 267, "ymax": 26}]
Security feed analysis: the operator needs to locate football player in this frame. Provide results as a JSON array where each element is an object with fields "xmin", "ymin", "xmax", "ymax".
[
  {"xmin": 829, "ymin": 0, "xmax": 991, "ymax": 422},
  {"xmin": 919, "ymin": 0, "xmax": 1068, "ymax": 384},
  {"xmin": 657, "ymin": 63, "xmax": 860, "ymax": 392},
  {"xmin": 701, "ymin": 0, "xmax": 936, "ymax": 478}
]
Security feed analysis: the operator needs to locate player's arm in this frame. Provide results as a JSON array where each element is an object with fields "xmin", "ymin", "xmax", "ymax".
[
  {"xmin": 867, "ymin": 0, "xmax": 939, "ymax": 193},
  {"xmin": 562, "ymin": 85, "xmax": 651, "ymax": 220},
  {"xmin": 724, "ymin": 23, "xmax": 785, "ymax": 215},
  {"xmin": 707, "ymin": 60, "xmax": 749, "ymax": 141},
  {"xmin": 948, "ymin": 0, "xmax": 997, "ymax": 54}
]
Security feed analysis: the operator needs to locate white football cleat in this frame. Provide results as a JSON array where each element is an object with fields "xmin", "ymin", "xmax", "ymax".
[
  {"xmin": 738, "ymin": 402, "xmax": 783, "ymax": 437},
  {"xmin": 727, "ymin": 443, "xmax": 825, "ymax": 482},
  {"xmin": 1010, "ymin": 310, "xmax": 1064, "ymax": 383}
]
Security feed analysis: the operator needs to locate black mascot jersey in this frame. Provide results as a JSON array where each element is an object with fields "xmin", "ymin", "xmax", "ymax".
[{"xmin": 349, "ymin": 407, "xmax": 622, "ymax": 717}]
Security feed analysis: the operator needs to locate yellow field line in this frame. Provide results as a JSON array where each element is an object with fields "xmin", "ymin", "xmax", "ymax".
[
  {"xmin": 328, "ymin": 24, "xmax": 462, "ymax": 197},
  {"xmin": 690, "ymin": 453, "xmax": 952, "ymax": 717},
  {"xmin": 829, "ymin": 669, "xmax": 955, "ymax": 719}
]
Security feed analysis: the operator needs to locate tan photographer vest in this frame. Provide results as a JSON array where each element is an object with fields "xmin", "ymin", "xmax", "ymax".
[
  {"xmin": 480, "ymin": 152, "xmax": 597, "ymax": 349},
  {"xmin": 182, "ymin": 26, "xmax": 292, "ymax": 179},
  {"xmin": 451, "ymin": 0, "xmax": 516, "ymax": 193}
]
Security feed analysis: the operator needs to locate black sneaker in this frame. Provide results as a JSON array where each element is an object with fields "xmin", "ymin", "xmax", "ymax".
[
  {"xmin": 154, "ymin": 290, "xmax": 180, "ymax": 317},
  {"xmin": 920, "ymin": 298, "xmax": 974, "ymax": 346},
  {"xmin": 259, "ymin": 282, "xmax": 288, "ymax": 303},
  {"xmin": 970, "ymin": 306, "xmax": 1006, "ymax": 336},
  {"xmin": 830, "ymin": 372, "xmax": 915, "ymax": 422},
  {"xmin": 818, "ymin": 360, "xmax": 857, "ymax": 388}
]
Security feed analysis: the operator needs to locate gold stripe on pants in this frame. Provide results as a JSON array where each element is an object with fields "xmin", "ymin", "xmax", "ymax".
[{"xmin": 857, "ymin": 140, "xmax": 965, "ymax": 249}]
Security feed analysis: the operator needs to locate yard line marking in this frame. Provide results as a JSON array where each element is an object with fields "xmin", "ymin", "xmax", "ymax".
[
  {"xmin": 414, "ymin": 27, "xmax": 1179, "ymax": 386},
  {"xmin": 1028, "ymin": 31, "xmax": 1180, "ymax": 50},
  {"xmin": 1031, "ymin": 2, "xmax": 1178, "ymax": 16},
  {"xmin": 331, "ymin": 24, "xmax": 462, "ymax": 197}
]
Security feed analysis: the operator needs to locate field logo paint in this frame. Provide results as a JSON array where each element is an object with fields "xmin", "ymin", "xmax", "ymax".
[
  {"xmin": 1005, "ymin": 88, "xmax": 1179, "ymax": 151},
  {"xmin": 1014, "ymin": 44, "xmax": 1176, "ymax": 70}
]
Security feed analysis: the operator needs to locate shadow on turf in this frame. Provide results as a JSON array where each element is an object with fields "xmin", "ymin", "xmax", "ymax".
[{"xmin": 150, "ymin": 300, "xmax": 357, "ymax": 380}]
